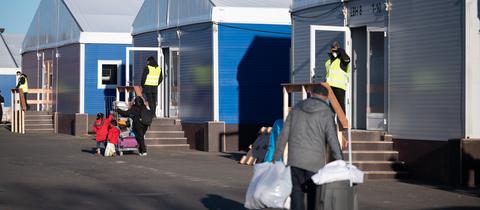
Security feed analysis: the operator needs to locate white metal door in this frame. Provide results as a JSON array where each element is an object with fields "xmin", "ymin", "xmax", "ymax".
[
  {"xmin": 310, "ymin": 25, "xmax": 352, "ymax": 125},
  {"xmin": 125, "ymin": 47, "xmax": 164, "ymax": 117}
]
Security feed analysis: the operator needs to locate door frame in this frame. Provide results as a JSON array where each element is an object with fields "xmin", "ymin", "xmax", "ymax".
[
  {"xmin": 366, "ymin": 27, "xmax": 386, "ymax": 130},
  {"xmin": 125, "ymin": 47, "xmax": 164, "ymax": 117},
  {"xmin": 167, "ymin": 48, "xmax": 180, "ymax": 118},
  {"xmin": 309, "ymin": 25, "xmax": 352, "ymax": 126}
]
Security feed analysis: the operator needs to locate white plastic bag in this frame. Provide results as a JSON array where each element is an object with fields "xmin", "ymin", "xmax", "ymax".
[
  {"xmin": 311, "ymin": 160, "xmax": 364, "ymax": 185},
  {"xmin": 245, "ymin": 162, "xmax": 271, "ymax": 209},
  {"xmin": 244, "ymin": 162, "xmax": 292, "ymax": 209},
  {"xmin": 104, "ymin": 142, "xmax": 116, "ymax": 157}
]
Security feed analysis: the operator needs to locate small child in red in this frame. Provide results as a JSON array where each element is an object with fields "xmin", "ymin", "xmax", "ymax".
[
  {"xmin": 104, "ymin": 120, "xmax": 120, "ymax": 157},
  {"xmin": 92, "ymin": 113, "xmax": 113, "ymax": 155}
]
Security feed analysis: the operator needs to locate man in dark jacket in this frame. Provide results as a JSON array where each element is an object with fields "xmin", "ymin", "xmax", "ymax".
[
  {"xmin": 116, "ymin": 96, "xmax": 149, "ymax": 156},
  {"xmin": 273, "ymin": 85, "xmax": 343, "ymax": 210},
  {"xmin": 141, "ymin": 56, "xmax": 162, "ymax": 117}
]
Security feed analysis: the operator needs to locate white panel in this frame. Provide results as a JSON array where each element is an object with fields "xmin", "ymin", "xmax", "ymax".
[
  {"xmin": 212, "ymin": 7, "xmax": 291, "ymax": 25},
  {"xmin": 79, "ymin": 32, "xmax": 132, "ymax": 44},
  {"xmin": 213, "ymin": 24, "xmax": 219, "ymax": 122},
  {"xmin": 79, "ymin": 44, "xmax": 85, "ymax": 114},
  {"xmin": 0, "ymin": 68, "xmax": 19, "ymax": 75},
  {"xmin": 212, "ymin": 0, "xmax": 290, "ymax": 8},
  {"xmin": 465, "ymin": 0, "xmax": 480, "ymax": 138}
]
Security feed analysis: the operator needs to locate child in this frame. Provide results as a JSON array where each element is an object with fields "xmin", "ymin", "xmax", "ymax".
[
  {"xmin": 104, "ymin": 120, "xmax": 120, "ymax": 157},
  {"xmin": 92, "ymin": 113, "xmax": 112, "ymax": 155}
]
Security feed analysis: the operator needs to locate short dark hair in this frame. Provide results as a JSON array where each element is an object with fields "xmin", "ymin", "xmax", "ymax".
[
  {"xmin": 331, "ymin": 41, "xmax": 341, "ymax": 49},
  {"xmin": 110, "ymin": 120, "xmax": 118, "ymax": 126},
  {"xmin": 311, "ymin": 85, "xmax": 328, "ymax": 96},
  {"xmin": 147, "ymin": 56, "xmax": 158, "ymax": 67}
]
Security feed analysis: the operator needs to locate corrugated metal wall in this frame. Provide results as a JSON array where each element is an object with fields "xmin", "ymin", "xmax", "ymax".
[
  {"xmin": 0, "ymin": 75, "xmax": 16, "ymax": 106},
  {"xmin": 56, "ymin": 44, "xmax": 80, "ymax": 114},
  {"xmin": 291, "ymin": 2, "xmax": 344, "ymax": 104},
  {"xmin": 388, "ymin": 0, "xmax": 464, "ymax": 140},
  {"xmin": 84, "ymin": 44, "xmax": 129, "ymax": 115},
  {"xmin": 218, "ymin": 23, "xmax": 291, "ymax": 124},
  {"xmin": 21, "ymin": 52, "xmax": 41, "ymax": 90},
  {"xmin": 133, "ymin": 23, "xmax": 213, "ymax": 122}
]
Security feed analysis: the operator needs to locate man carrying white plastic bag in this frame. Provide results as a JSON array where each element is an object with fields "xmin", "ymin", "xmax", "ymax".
[
  {"xmin": 244, "ymin": 162, "xmax": 292, "ymax": 209},
  {"xmin": 272, "ymin": 85, "xmax": 343, "ymax": 210}
]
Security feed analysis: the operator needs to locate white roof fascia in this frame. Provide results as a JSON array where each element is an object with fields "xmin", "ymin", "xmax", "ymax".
[
  {"xmin": 212, "ymin": 7, "xmax": 291, "ymax": 25},
  {"xmin": 79, "ymin": 32, "xmax": 132, "ymax": 44},
  {"xmin": 0, "ymin": 68, "xmax": 19, "ymax": 75}
]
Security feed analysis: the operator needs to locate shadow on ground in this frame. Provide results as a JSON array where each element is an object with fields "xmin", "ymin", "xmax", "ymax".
[{"xmin": 200, "ymin": 194, "xmax": 246, "ymax": 210}]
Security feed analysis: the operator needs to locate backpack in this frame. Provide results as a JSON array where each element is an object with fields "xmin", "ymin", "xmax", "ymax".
[{"xmin": 139, "ymin": 108, "xmax": 154, "ymax": 126}]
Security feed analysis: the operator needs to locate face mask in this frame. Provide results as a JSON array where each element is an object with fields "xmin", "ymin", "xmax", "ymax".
[{"xmin": 332, "ymin": 52, "xmax": 338, "ymax": 58}]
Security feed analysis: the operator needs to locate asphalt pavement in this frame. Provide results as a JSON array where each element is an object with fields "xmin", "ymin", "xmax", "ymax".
[{"xmin": 0, "ymin": 126, "xmax": 479, "ymax": 210}]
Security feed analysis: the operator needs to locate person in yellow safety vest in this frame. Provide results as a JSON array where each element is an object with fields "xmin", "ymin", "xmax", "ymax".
[
  {"xmin": 141, "ymin": 56, "xmax": 163, "ymax": 117},
  {"xmin": 16, "ymin": 71, "xmax": 30, "ymax": 110},
  {"xmin": 325, "ymin": 41, "xmax": 350, "ymax": 114}
]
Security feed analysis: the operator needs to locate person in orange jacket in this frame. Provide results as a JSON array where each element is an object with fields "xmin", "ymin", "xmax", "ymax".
[{"xmin": 92, "ymin": 113, "xmax": 113, "ymax": 155}]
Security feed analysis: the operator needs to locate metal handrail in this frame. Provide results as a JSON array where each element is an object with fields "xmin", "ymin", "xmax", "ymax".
[{"xmin": 115, "ymin": 86, "xmax": 142, "ymax": 102}]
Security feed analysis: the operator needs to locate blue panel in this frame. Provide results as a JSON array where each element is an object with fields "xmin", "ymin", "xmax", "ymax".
[
  {"xmin": 84, "ymin": 44, "xmax": 129, "ymax": 115},
  {"xmin": 218, "ymin": 23, "xmax": 291, "ymax": 124},
  {"xmin": 0, "ymin": 75, "xmax": 16, "ymax": 106}
]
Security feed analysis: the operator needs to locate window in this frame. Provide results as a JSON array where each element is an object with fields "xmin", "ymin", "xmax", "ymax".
[{"xmin": 97, "ymin": 60, "xmax": 122, "ymax": 89}]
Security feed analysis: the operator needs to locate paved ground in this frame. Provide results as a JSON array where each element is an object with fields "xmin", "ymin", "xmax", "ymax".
[{"xmin": 0, "ymin": 127, "xmax": 479, "ymax": 210}]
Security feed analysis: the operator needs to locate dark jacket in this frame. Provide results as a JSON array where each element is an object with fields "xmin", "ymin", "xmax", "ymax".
[
  {"xmin": 273, "ymin": 96, "xmax": 343, "ymax": 172},
  {"xmin": 117, "ymin": 104, "xmax": 148, "ymax": 131},
  {"xmin": 16, "ymin": 74, "xmax": 27, "ymax": 88},
  {"xmin": 141, "ymin": 65, "xmax": 163, "ymax": 89}
]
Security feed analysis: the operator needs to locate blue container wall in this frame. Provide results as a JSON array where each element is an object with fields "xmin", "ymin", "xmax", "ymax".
[
  {"xmin": 218, "ymin": 23, "xmax": 291, "ymax": 124},
  {"xmin": 84, "ymin": 44, "xmax": 128, "ymax": 115},
  {"xmin": 0, "ymin": 75, "xmax": 16, "ymax": 106}
]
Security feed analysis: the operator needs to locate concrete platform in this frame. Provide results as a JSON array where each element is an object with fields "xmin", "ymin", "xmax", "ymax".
[{"xmin": 0, "ymin": 126, "xmax": 479, "ymax": 210}]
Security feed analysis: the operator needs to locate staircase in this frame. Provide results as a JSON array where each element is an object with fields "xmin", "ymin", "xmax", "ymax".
[
  {"xmin": 345, "ymin": 130, "xmax": 407, "ymax": 179},
  {"xmin": 24, "ymin": 111, "xmax": 55, "ymax": 134},
  {"xmin": 145, "ymin": 118, "xmax": 190, "ymax": 150}
]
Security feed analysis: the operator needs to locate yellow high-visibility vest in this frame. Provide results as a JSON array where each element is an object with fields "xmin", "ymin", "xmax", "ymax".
[
  {"xmin": 18, "ymin": 75, "xmax": 29, "ymax": 93},
  {"xmin": 144, "ymin": 65, "xmax": 161, "ymax": 86},
  {"xmin": 325, "ymin": 58, "xmax": 350, "ymax": 91}
]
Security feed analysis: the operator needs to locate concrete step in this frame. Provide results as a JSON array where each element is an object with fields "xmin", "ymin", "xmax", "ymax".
[
  {"xmin": 145, "ymin": 131, "xmax": 184, "ymax": 138},
  {"xmin": 25, "ymin": 111, "xmax": 52, "ymax": 116},
  {"xmin": 149, "ymin": 124, "xmax": 183, "ymax": 131},
  {"xmin": 350, "ymin": 130, "xmax": 384, "ymax": 141},
  {"xmin": 148, "ymin": 144, "xmax": 190, "ymax": 151},
  {"xmin": 348, "ymin": 141, "xmax": 393, "ymax": 151},
  {"xmin": 25, "ymin": 115, "xmax": 53, "ymax": 120},
  {"xmin": 25, "ymin": 124, "xmax": 54, "ymax": 130},
  {"xmin": 145, "ymin": 137, "xmax": 188, "ymax": 145},
  {"xmin": 150, "ymin": 118, "xmax": 177, "ymax": 126},
  {"xmin": 352, "ymin": 161, "xmax": 405, "ymax": 171},
  {"xmin": 364, "ymin": 171, "xmax": 408, "ymax": 179},
  {"xmin": 343, "ymin": 151, "xmax": 398, "ymax": 161},
  {"xmin": 25, "ymin": 128, "xmax": 55, "ymax": 134}
]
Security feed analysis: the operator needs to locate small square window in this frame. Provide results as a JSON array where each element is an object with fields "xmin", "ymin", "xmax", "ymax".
[
  {"xmin": 97, "ymin": 60, "xmax": 121, "ymax": 89},
  {"xmin": 102, "ymin": 64, "xmax": 118, "ymax": 85}
]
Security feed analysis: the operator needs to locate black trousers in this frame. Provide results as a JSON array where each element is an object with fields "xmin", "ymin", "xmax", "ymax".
[
  {"xmin": 291, "ymin": 166, "xmax": 318, "ymax": 210},
  {"xmin": 143, "ymin": 86, "xmax": 158, "ymax": 117},
  {"xmin": 23, "ymin": 93, "xmax": 30, "ymax": 110},
  {"xmin": 330, "ymin": 87, "xmax": 345, "ymax": 114},
  {"xmin": 0, "ymin": 105, "xmax": 3, "ymax": 123},
  {"xmin": 134, "ymin": 125, "xmax": 148, "ymax": 153}
]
